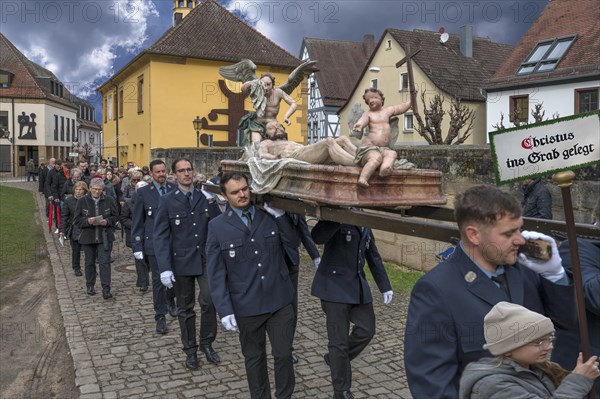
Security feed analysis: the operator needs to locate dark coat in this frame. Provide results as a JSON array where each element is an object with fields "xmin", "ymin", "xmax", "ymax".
[
  {"xmin": 74, "ymin": 193, "xmax": 119, "ymax": 245},
  {"xmin": 38, "ymin": 166, "xmax": 49, "ymax": 194},
  {"xmin": 120, "ymin": 194, "xmax": 134, "ymax": 248},
  {"xmin": 311, "ymin": 221, "xmax": 391, "ymax": 304},
  {"xmin": 404, "ymin": 244, "xmax": 576, "ymax": 399},
  {"xmin": 61, "ymin": 179, "xmax": 75, "ymax": 199},
  {"xmin": 48, "ymin": 167, "xmax": 67, "ymax": 200},
  {"xmin": 154, "ymin": 188, "xmax": 221, "ymax": 276},
  {"xmin": 552, "ymin": 239, "xmax": 600, "ymax": 398},
  {"xmin": 206, "ymin": 204, "xmax": 299, "ymax": 318},
  {"xmin": 522, "ymin": 178, "xmax": 553, "ymax": 219},
  {"xmin": 289, "ymin": 213, "xmax": 320, "ymax": 260},
  {"xmin": 59, "ymin": 195, "xmax": 83, "ymax": 240},
  {"xmin": 130, "ymin": 182, "xmax": 175, "ymax": 255}
]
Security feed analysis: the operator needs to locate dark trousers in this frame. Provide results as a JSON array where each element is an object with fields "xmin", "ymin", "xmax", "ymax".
[
  {"xmin": 27, "ymin": 172, "xmax": 37, "ymax": 181},
  {"xmin": 237, "ymin": 304, "xmax": 295, "ymax": 399},
  {"xmin": 82, "ymin": 242, "xmax": 113, "ymax": 291},
  {"xmin": 289, "ymin": 265, "xmax": 299, "ymax": 349},
  {"xmin": 147, "ymin": 255, "xmax": 175, "ymax": 320},
  {"xmin": 134, "ymin": 258, "xmax": 149, "ymax": 288},
  {"xmin": 172, "ymin": 273, "xmax": 217, "ymax": 354},
  {"xmin": 70, "ymin": 239, "xmax": 82, "ymax": 271},
  {"xmin": 321, "ymin": 300, "xmax": 376, "ymax": 393}
]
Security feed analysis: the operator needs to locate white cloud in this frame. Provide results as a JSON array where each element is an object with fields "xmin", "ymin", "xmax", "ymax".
[{"xmin": 2, "ymin": 0, "xmax": 160, "ymax": 96}]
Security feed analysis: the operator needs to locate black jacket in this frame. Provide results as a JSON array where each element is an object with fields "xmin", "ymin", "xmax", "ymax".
[
  {"xmin": 120, "ymin": 195, "xmax": 134, "ymax": 248},
  {"xmin": 74, "ymin": 194, "xmax": 119, "ymax": 245},
  {"xmin": 47, "ymin": 168, "xmax": 68, "ymax": 200},
  {"xmin": 60, "ymin": 195, "xmax": 83, "ymax": 240},
  {"xmin": 521, "ymin": 178, "xmax": 552, "ymax": 219}
]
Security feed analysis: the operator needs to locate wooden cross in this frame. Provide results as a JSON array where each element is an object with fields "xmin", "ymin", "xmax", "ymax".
[{"xmin": 395, "ymin": 46, "xmax": 421, "ymax": 117}]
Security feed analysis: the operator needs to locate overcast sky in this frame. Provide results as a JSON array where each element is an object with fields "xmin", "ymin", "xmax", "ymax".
[{"xmin": 2, "ymin": 0, "xmax": 548, "ymax": 110}]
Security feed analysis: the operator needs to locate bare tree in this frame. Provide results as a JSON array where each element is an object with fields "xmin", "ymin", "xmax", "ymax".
[
  {"xmin": 413, "ymin": 92, "xmax": 476, "ymax": 145},
  {"xmin": 531, "ymin": 103, "xmax": 545, "ymax": 123},
  {"xmin": 493, "ymin": 102, "xmax": 560, "ymax": 131}
]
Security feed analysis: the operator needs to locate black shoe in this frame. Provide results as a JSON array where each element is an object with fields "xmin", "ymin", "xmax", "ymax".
[
  {"xmin": 140, "ymin": 285, "xmax": 148, "ymax": 292},
  {"xmin": 87, "ymin": 286, "xmax": 96, "ymax": 296},
  {"xmin": 333, "ymin": 391, "xmax": 355, "ymax": 399},
  {"xmin": 74, "ymin": 269, "xmax": 82, "ymax": 277},
  {"xmin": 291, "ymin": 352, "xmax": 299, "ymax": 364},
  {"xmin": 201, "ymin": 345, "xmax": 221, "ymax": 364},
  {"xmin": 156, "ymin": 317, "xmax": 168, "ymax": 334},
  {"xmin": 168, "ymin": 302, "xmax": 178, "ymax": 318},
  {"xmin": 102, "ymin": 289, "xmax": 113, "ymax": 299},
  {"xmin": 324, "ymin": 353, "xmax": 330, "ymax": 366},
  {"xmin": 185, "ymin": 352, "xmax": 198, "ymax": 369}
]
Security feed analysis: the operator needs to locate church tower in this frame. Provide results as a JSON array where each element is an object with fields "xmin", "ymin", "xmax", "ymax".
[{"xmin": 173, "ymin": 0, "xmax": 199, "ymax": 26}]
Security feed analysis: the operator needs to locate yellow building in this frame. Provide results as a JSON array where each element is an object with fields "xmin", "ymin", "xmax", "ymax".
[
  {"xmin": 97, "ymin": 0, "xmax": 307, "ymax": 167},
  {"xmin": 340, "ymin": 27, "xmax": 513, "ymax": 145}
]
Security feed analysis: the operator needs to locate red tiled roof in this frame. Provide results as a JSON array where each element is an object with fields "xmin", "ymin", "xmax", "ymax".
[
  {"xmin": 303, "ymin": 37, "xmax": 375, "ymax": 107},
  {"xmin": 387, "ymin": 29, "xmax": 513, "ymax": 102},
  {"xmin": 0, "ymin": 33, "xmax": 75, "ymax": 108},
  {"xmin": 146, "ymin": 0, "xmax": 302, "ymax": 69},
  {"xmin": 487, "ymin": 0, "xmax": 600, "ymax": 88}
]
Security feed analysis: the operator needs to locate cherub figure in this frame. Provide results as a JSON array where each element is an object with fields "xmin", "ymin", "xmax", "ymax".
[
  {"xmin": 219, "ymin": 59, "xmax": 316, "ymax": 145},
  {"xmin": 352, "ymin": 88, "xmax": 412, "ymax": 187}
]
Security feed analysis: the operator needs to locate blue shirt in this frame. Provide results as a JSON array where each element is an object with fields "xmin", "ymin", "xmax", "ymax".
[{"xmin": 231, "ymin": 205, "xmax": 255, "ymax": 227}]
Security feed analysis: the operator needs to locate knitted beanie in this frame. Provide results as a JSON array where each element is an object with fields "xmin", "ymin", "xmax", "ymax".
[{"xmin": 483, "ymin": 302, "xmax": 555, "ymax": 355}]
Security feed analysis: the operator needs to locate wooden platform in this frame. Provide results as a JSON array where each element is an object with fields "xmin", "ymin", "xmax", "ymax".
[{"xmin": 221, "ymin": 160, "xmax": 447, "ymax": 207}]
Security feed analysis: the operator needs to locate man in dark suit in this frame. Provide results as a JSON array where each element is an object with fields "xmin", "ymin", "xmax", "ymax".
[
  {"xmin": 206, "ymin": 172, "xmax": 299, "ymax": 399},
  {"xmin": 552, "ymin": 238, "xmax": 600, "ymax": 398},
  {"xmin": 311, "ymin": 221, "xmax": 393, "ymax": 399},
  {"xmin": 131, "ymin": 159, "xmax": 177, "ymax": 334},
  {"xmin": 404, "ymin": 185, "xmax": 576, "ymax": 399},
  {"xmin": 74, "ymin": 178, "xmax": 119, "ymax": 299},
  {"xmin": 154, "ymin": 158, "xmax": 221, "ymax": 370}
]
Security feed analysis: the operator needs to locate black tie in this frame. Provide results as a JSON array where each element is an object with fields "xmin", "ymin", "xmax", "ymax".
[
  {"xmin": 242, "ymin": 211, "xmax": 252, "ymax": 230},
  {"xmin": 491, "ymin": 274, "xmax": 511, "ymax": 299},
  {"xmin": 186, "ymin": 191, "xmax": 192, "ymax": 205},
  {"xmin": 160, "ymin": 186, "xmax": 166, "ymax": 196}
]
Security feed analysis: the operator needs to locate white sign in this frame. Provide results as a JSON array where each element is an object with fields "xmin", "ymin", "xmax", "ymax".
[
  {"xmin": 490, "ymin": 111, "xmax": 600, "ymax": 185},
  {"xmin": 69, "ymin": 152, "xmax": 79, "ymax": 157}
]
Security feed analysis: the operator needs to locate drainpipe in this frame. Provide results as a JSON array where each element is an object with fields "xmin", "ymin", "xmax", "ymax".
[
  {"xmin": 11, "ymin": 98, "xmax": 16, "ymax": 177},
  {"xmin": 114, "ymin": 83, "xmax": 119, "ymax": 168}
]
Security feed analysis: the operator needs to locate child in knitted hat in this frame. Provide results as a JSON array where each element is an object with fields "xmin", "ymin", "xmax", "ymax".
[{"xmin": 459, "ymin": 302, "xmax": 599, "ymax": 398}]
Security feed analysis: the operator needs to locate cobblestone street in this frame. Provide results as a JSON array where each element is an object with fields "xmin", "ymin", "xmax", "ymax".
[{"xmin": 3, "ymin": 180, "xmax": 413, "ymax": 399}]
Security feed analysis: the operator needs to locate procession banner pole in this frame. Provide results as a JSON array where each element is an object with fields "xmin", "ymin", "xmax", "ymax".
[{"xmin": 552, "ymin": 171, "xmax": 593, "ymax": 399}]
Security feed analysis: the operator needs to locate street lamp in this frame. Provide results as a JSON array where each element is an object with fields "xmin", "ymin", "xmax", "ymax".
[{"xmin": 192, "ymin": 116, "xmax": 202, "ymax": 147}]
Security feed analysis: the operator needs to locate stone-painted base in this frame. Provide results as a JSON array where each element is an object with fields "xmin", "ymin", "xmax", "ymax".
[{"xmin": 221, "ymin": 160, "xmax": 447, "ymax": 207}]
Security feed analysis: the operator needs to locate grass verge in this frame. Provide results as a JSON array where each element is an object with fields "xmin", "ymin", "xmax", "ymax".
[
  {"xmin": 0, "ymin": 186, "xmax": 45, "ymax": 278},
  {"xmin": 366, "ymin": 261, "xmax": 424, "ymax": 295}
]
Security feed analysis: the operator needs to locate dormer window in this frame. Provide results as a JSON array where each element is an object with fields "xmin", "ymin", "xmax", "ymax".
[
  {"xmin": 517, "ymin": 35, "xmax": 576, "ymax": 75},
  {"xmin": 0, "ymin": 70, "xmax": 14, "ymax": 88}
]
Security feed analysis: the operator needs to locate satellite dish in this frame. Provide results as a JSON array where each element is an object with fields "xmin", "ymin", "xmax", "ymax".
[
  {"xmin": 369, "ymin": 67, "xmax": 381, "ymax": 73},
  {"xmin": 440, "ymin": 32, "xmax": 449, "ymax": 44}
]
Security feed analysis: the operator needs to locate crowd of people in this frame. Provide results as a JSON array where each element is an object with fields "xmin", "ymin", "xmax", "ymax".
[{"xmin": 35, "ymin": 154, "xmax": 599, "ymax": 399}]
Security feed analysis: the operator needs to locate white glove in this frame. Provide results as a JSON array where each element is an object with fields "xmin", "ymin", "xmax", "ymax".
[
  {"xmin": 221, "ymin": 314, "xmax": 238, "ymax": 332},
  {"xmin": 160, "ymin": 271, "xmax": 176, "ymax": 289},
  {"xmin": 518, "ymin": 231, "xmax": 565, "ymax": 282},
  {"xmin": 313, "ymin": 257, "xmax": 321, "ymax": 269},
  {"xmin": 383, "ymin": 290, "xmax": 394, "ymax": 305},
  {"xmin": 201, "ymin": 188, "xmax": 216, "ymax": 201},
  {"xmin": 263, "ymin": 202, "xmax": 284, "ymax": 218},
  {"xmin": 133, "ymin": 251, "xmax": 144, "ymax": 260}
]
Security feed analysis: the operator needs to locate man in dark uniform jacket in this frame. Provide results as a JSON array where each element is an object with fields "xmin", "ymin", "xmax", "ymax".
[
  {"xmin": 311, "ymin": 221, "xmax": 393, "ymax": 399},
  {"xmin": 404, "ymin": 185, "xmax": 575, "ymax": 399},
  {"xmin": 206, "ymin": 172, "xmax": 299, "ymax": 399},
  {"xmin": 131, "ymin": 159, "xmax": 177, "ymax": 334},
  {"xmin": 154, "ymin": 158, "xmax": 221, "ymax": 370},
  {"xmin": 74, "ymin": 178, "xmax": 119, "ymax": 299}
]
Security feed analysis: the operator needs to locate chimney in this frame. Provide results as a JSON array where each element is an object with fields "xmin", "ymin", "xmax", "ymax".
[
  {"xmin": 174, "ymin": 12, "xmax": 183, "ymax": 26},
  {"xmin": 363, "ymin": 34, "xmax": 375, "ymax": 57},
  {"xmin": 460, "ymin": 25, "xmax": 473, "ymax": 58}
]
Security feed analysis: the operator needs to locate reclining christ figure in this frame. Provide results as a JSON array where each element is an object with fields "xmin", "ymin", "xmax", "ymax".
[{"xmin": 258, "ymin": 121, "xmax": 357, "ymax": 166}]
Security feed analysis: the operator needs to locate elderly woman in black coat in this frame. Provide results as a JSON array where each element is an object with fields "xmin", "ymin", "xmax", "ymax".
[{"xmin": 59, "ymin": 180, "xmax": 88, "ymax": 276}]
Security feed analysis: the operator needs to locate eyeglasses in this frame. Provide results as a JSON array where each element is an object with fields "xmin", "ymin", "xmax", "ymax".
[
  {"xmin": 527, "ymin": 335, "xmax": 555, "ymax": 348},
  {"xmin": 176, "ymin": 168, "xmax": 193, "ymax": 174}
]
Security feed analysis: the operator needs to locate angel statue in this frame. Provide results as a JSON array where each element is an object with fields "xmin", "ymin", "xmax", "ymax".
[
  {"xmin": 347, "ymin": 88, "xmax": 415, "ymax": 187},
  {"xmin": 219, "ymin": 59, "xmax": 316, "ymax": 146}
]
